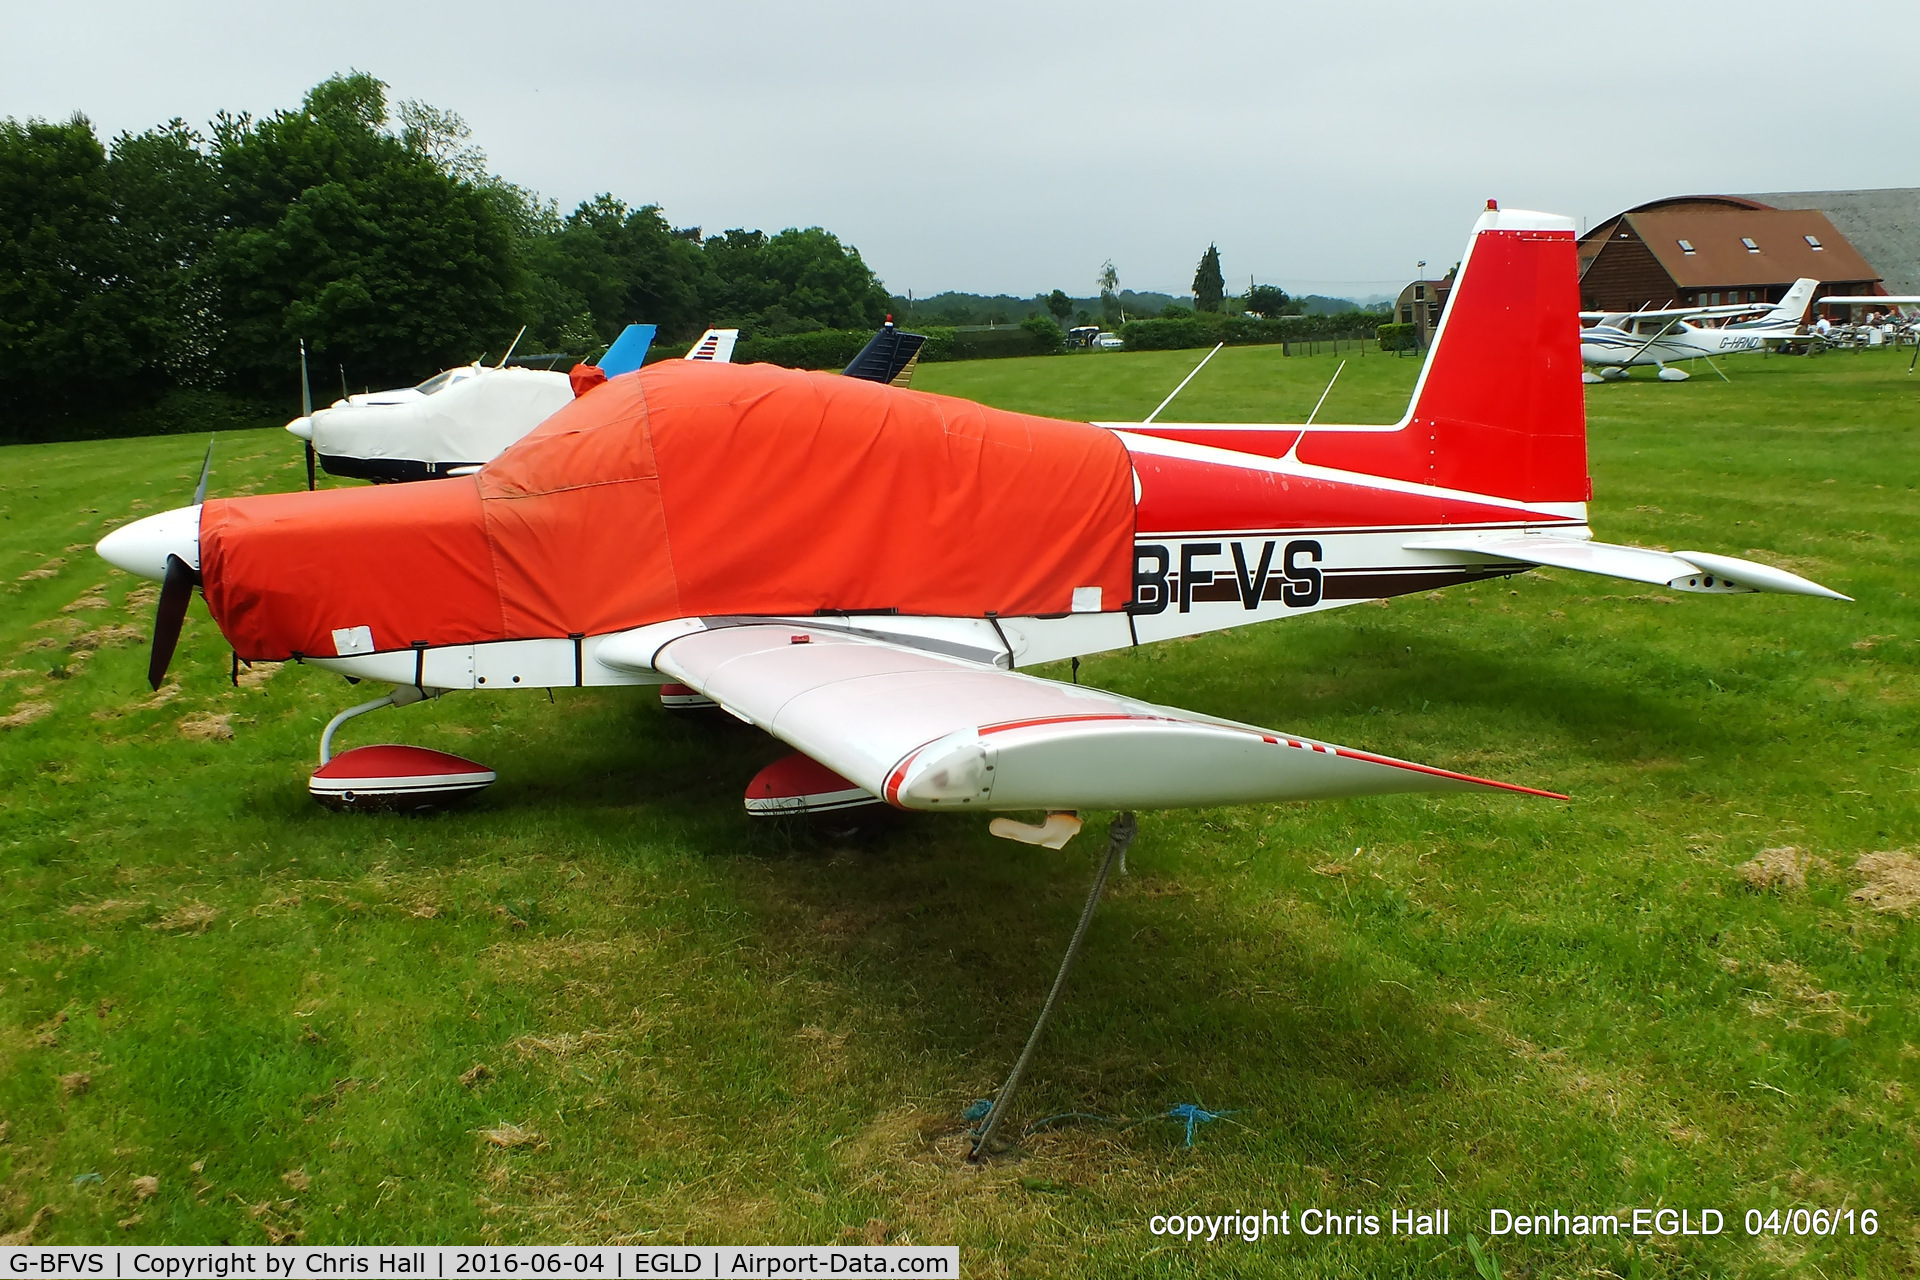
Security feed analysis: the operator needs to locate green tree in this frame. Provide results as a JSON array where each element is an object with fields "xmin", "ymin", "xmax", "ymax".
[
  {"xmin": 1098, "ymin": 260, "xmax": 1120, "ymax": 325},
  {"xmin": 525, "ymin": 195, "xmax": 709, "ymax": 348},
  {"xmin": 107, "ymin": 120, "xmax": 222, "ymax": 387},
  {"xmin": 0, "ymin": 115, "xmax": 158, "ymax": 418},
  {"xmin": 701, "ymin": 226, "xmax": 889, "ymax": 338},
  {"xmin": 1046, "ymin": 289, "xmax": 1072, "ymax": 321},
  {"xmin": 1246, "ymin": 283, "xmax": 1293, "ymax": 318},
  {"xmin": 1020, "ymin": 313, "xmax": 1064, "ymax": 353},
  {"xmin": 1193, "ymin": 243, "xmax": 1225, "ymax": 312},
  {"xmin": 207, "ymin": 72, "xmax": 519, "ymax": 393}
]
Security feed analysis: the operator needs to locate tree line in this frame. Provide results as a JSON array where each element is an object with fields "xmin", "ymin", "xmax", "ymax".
[{"xmin": 0, "ymin": 73, "xmax": 891, "ymax": 438}]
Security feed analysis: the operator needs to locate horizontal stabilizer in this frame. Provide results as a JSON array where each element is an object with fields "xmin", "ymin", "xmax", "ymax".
[
  {"xmin": 596, "ymin": 324, "xmax": 657, "ymax": 377},
  {"xmin": 1406, "ymin": 533, "xmax": 1849, "ymax": 599},
  {"xmin": 638, "ymin": 623, "xmax": 1560, "ymax": 813}
]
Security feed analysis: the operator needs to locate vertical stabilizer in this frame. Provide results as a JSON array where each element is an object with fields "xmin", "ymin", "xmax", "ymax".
[
  {"xmin": 843, "ymin": 321, "xmax": 928, "ymax": 385},
  {"xmin": 1762, "ymin": 278, "xmax": 1817, "ymax": 326},
  {"xmin": 686, "ymin": 329, "xmax": 740, "ymax": 363},
  {"xmin": 596, "ymin": 324, "xmax": 658, "ymax": 377},
  {"xmin": 1299, "ymin": 205, "xmax": 1590, "ymax": 505}
]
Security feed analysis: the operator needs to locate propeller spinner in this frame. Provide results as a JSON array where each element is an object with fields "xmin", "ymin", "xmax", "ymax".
[{"xmin": 97, "ymin": 442, "xmax": 213, "ymax": 689}]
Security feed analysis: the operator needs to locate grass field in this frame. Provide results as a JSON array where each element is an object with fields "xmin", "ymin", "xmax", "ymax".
[{"xmin": 1, "ymin": 344, "xmax": 1915, "ymax": 1276}]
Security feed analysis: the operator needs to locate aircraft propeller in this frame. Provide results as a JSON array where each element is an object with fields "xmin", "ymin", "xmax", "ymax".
[
  {"xmin": 147, "ymin": 442, "xmax": 213, "ymax": 690},
  {"xmin": 299, "ymin": 339, "xmax": 316, "ymax": 490}
]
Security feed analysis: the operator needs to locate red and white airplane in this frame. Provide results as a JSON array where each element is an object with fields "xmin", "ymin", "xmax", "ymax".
[{"xmin": 97, "ymin": 203, "xmax": 1845, "ymax": 841}]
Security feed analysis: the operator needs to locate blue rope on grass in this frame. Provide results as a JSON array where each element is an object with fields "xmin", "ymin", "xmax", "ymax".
[
  {"xmin": 1161, "ymin": 1103, "xmax": 1238, "ymax": 1147},
  {"xmin": 961, "ymin": 1099, "xmax": 1241, "ymax": 1147}
]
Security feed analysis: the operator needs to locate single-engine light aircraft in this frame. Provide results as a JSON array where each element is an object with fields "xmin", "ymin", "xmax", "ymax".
[
  {"xmin": 102, "ymin": 205, "xmax": 1845, "ymax": 833},
  {"xmin": 285, "ymin": 323, "xmax": 661, "ymax": 486},
  {"xmin": 286, "ymin": 322, "xmax": 928, "ymax": 490},
  {"xmin": 1580, "ymin": 277, "xmax": 1818, "ymax": 381}
]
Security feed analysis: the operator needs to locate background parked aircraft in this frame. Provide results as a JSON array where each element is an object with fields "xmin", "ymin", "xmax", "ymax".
[
  {"xmin": 1580, "ymin": 278, "xmax": 1818, "ymax": 380},
  {"xmin": 284, "ymin": 323, "xmax": 661, "ymax": 484}
]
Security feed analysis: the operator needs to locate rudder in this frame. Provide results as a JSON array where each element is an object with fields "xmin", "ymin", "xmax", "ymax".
[{"xmin": 1299, "ymin": 205, "xmax": 1590, "ymax": 506}]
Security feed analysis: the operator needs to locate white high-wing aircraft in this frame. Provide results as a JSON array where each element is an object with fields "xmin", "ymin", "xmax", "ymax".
[
  {"xmin": 284, "ymin": 325, "xmax": 741, "ymax": 485},
  {"xmin": 1580, "ymin": 278, "xmax": 1818, "ymax": 381}
]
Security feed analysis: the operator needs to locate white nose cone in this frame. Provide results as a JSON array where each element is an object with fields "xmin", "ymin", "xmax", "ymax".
[
  {"xmin": 97, "ymin": 504, "xmax": 203, "ymax": 582},
  {"xmin": 286, "ymin": 415, "xmax": 314, "ymax": 440}
]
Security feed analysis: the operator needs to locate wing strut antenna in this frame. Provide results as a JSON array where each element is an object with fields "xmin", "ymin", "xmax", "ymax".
[
  {"xmin": 496, "ymin": 326, "xmax": 527, "ymax": 368},
  {"xmin": 1304, "ymin": 359, "xmax": 1346, "ymax": 425},
  {"xmin": 969, "ymin": 811, "xmax": 1138, "ymax": 1161},
  {"xmin": 1142, "ymin": 342, "xmax": 1223, "ymax": 424}
]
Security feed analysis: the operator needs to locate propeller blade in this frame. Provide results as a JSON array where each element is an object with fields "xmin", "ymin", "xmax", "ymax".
[
  {"xmin": 149, "ymin": 553, "xmax": 198, "ymax": 690},
  {"xmin": 191, "ymin": 439, "xmax": 214, "ymax": 505},
  {"xmin": 299, "ymin": 339, "xmax": 313, "ymax": 416},
  {"xmin": 306, "ymin": 439, "xmax": 316, "ymax": 491}
]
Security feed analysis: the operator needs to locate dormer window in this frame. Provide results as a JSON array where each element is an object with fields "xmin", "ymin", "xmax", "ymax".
[
  {"xmin": 1741, "ymin": 237, "xmax": 1760, "ymax": 252},
  {"xmin": 1677, "ymin": 239, "xmax": 1695, "ymax": 254},
  {"xmin": 1804, "ymin": 234, "xmax": 1823, "ymax": 250}
]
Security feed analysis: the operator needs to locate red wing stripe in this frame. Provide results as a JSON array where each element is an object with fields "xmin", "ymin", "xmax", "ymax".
[
  {"xmin": 976, "ymin": 713, "xmax": 1168, "ymax": 736},
  {"xmin": 882, "ymin": 754, "xmax": 917, "ymax": 808},
  {"xmin": 885, "ymin": 715, "xmax": 1563, "ymax": 805},
  {"xmin": 1330, "ymin": 746, "xmax": 1567, "ymax": 799}
]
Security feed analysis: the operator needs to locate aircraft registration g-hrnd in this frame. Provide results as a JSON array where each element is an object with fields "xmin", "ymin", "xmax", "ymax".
[
  {"xmin": 1579, "ymin": 278, "xmax": 1817, "ymax": 381},
  {"xmin": 98, "ymin": 202, "xmax": 1847, "ymax": 841}
]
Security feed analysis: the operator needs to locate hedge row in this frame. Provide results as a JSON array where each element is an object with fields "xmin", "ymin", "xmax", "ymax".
[
  {"xmin": 1376, "ymin": 322, "xmax": 1418, "ymax": 352},
  {"xmin": 648, "ymin": 322, "xmax": 1072, "ymax": 370},
  {"xmin": 1119, "ymin": 311, "xmax": 1389, "ymax": 352}
]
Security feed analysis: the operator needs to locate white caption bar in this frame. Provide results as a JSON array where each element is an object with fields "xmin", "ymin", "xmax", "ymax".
[{"xmin": 0, "ymin": 1248, "xmax": 959, "ymax": 1279}]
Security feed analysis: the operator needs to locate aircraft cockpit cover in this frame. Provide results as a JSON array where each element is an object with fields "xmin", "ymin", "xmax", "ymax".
[{"xmin": 199, "ymin": 362, "xmax": 1137, "ymax": 659}]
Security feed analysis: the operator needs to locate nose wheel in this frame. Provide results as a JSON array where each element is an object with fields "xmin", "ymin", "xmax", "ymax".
[{"xmin": 308, "ymin": 685, "xmax": 496, "ymax": 811}]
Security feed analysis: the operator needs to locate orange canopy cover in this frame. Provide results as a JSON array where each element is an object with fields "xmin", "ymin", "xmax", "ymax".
[{"xmin": 201, "ymin": 361, "xmax": 1136, "ymax": 660}]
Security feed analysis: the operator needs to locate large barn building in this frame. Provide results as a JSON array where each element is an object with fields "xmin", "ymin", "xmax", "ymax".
[
  {"xmin": 1577, "ymin": 196, "xmax": 1884, "ymax": 314},
  {"xmin": 1739, "ymin": 188, "xmax": 1920, "ymax": 295}
]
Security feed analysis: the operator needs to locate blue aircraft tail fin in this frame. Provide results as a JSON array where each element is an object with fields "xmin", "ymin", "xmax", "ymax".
[{"xmin": 597, "ymin": 324, "xmax": 658, "ymax": 377}]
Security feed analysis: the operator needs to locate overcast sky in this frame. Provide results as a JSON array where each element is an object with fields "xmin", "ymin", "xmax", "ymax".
[{"xmin": 6, "ymin": 2, "xmax": 1914, "ymax": 301}]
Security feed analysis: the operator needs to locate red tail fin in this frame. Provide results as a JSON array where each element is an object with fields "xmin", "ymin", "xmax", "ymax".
[{"xmin": 1301, "ymin": 206, "xmax": 1590, "ymax": 505}]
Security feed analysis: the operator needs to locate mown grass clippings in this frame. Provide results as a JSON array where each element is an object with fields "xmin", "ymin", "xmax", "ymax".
[
  {"xmin": 1, "ymin": 701, "xmax": 54, "ymax": 729},
  {"xmin": 1851, "ymin": 851, "xmax": 1920, "ymax": 915},
  {"xmin": 1737, "ymin": 846, "xmax": 1824, "ymax": 894}
]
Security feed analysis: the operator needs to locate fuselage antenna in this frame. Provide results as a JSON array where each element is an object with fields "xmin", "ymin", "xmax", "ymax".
[
  {"xmin": 1142, "ymin": 342, "xmax": 1225, "ymax": 425},
  {"xmin": 1303, "ymin": 360, "xmax": 1347, "ymax": 426}
]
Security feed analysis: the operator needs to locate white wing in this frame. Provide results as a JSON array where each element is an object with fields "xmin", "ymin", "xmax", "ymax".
[
  {"xmin": 1580, "ymin": 303, "xmax": 1767, "ymax": 325},
  {"xmin": 602, "ymin": 622, "xmax": 1559, "ymax": 812},
  {"xmin": 1809, "ymin": 296, "xmax": 1920, "ymax": 309}
]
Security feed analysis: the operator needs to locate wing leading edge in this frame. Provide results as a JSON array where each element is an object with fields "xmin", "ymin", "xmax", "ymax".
[{"xmin": 614, "ymin": 622, "xmax": 1562, "ymax": 812}]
